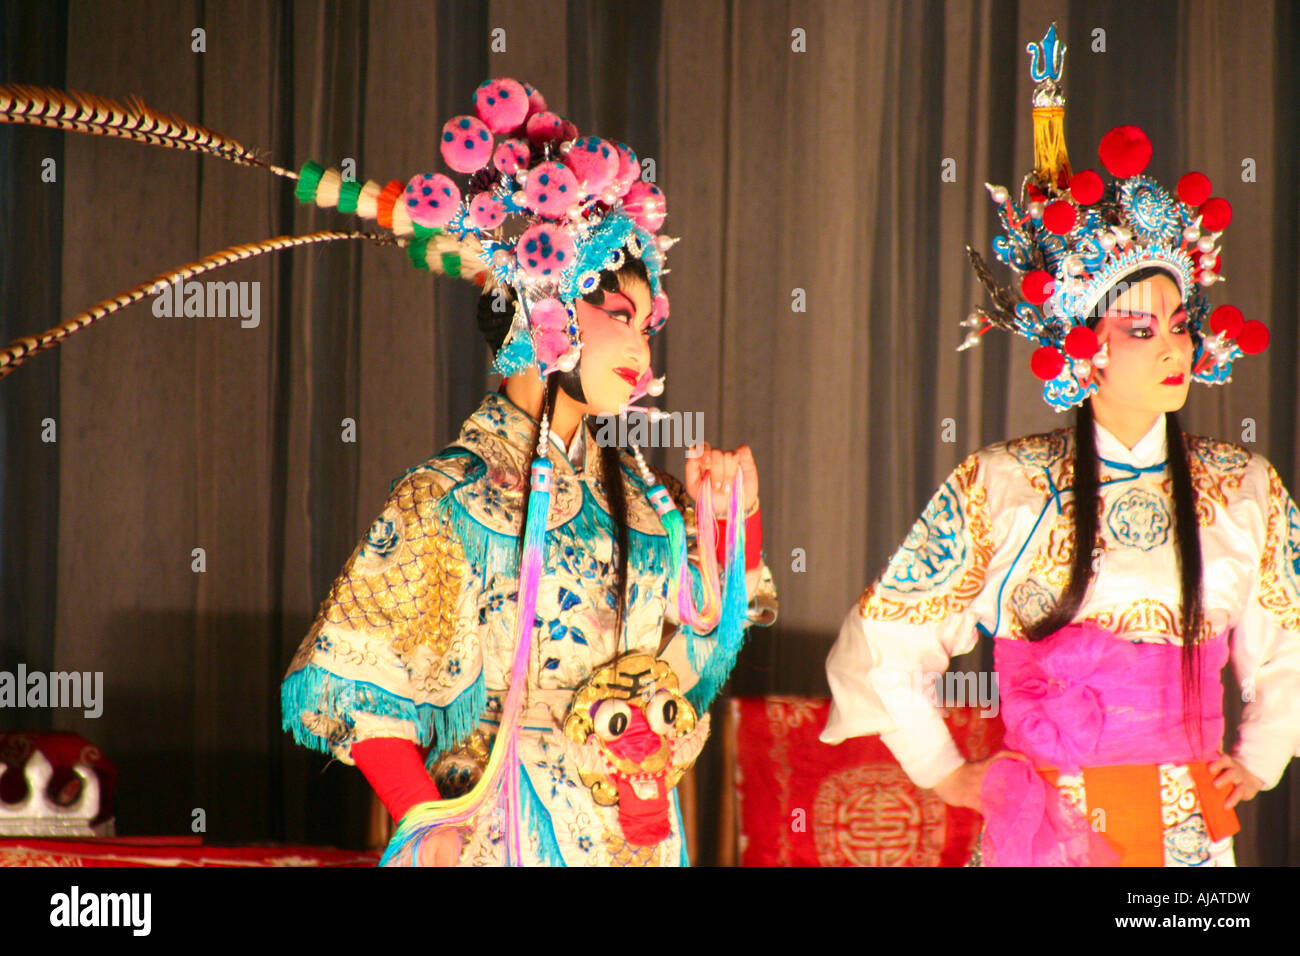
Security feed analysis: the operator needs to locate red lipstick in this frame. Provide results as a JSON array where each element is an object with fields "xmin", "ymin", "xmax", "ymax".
[
  {"xmin": 614, "ymin": 367, "xmax": 639, "ymax": 386},
  {"xmin": 1162, "ymin": 373, "xmax": 1185, "ymax": 385}
]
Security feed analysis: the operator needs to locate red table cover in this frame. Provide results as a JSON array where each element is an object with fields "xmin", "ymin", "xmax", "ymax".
[
  {"xmin": 732, "ymin": 696, "xmax": 1004, "ymax": 866},
  {"xmin": 0, "ymin": 836, "xmax": 378, "ymax": 867}
]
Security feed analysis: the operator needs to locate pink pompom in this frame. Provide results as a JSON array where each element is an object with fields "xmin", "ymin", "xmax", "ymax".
[
  {"xmin": 515, "ymin": 222, "xmax": 576, "ymax": 278},
  {"xmin": 613, "ymin": 142, "xmax": 640, "ymax": 195},
  {"xmin": 650, "ymin": 291, "xmax": 670, "ymax": 330},
  {"xmin": 492, "ymin": 138, "xmax": 531, "ymax": 176},
  {"xmin": 523, "ymin": 82, "xmax": 548, "ymax": 119},
  {"xmin": 469, "ymin": 192, "xmax": 506, "ymax": 230},
  {"xmin": 563, "ymin": 136, "xmax": 619, "ymax": 195},
  {"xmin": 523, "ymin": 161, "xmax": 580, "ymax": 217},
  {"xmin": 525, "ymin": 111, "xmax": 571, "ymax": 146},
  {"xmin": 528, "ymin": 297, "xmax": 570, "ymax": 332},
  {"xmin": 621, "ymin": 181, "xmax": 667, "ymax": 231},
  {"xmin": 534, "ymin": 329, "xmax": 571, "ymax": 368},
  {"xmin": 473, "ymin": 78, "xmax": 529, "ymax": 134},
  {"xmin": 403, "ymin": 173, "xmax": 461, "ymax": 229},
  {"xmin": 440, "ymin": 115, "xmax": 494, "ymax": 173}
]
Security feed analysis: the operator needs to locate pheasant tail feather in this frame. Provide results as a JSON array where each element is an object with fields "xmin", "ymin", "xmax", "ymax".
[{"xmin": 0, "ymin": 83, "xmax": 295, "ymax": 178}]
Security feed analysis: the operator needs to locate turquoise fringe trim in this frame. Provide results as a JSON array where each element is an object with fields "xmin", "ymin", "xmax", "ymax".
[
  {"xmin": 520, "ymin": 765, "xmax": 566, "ymax": 867},
  {"xmin": 673, "ymin": 790, "xmax": 690, "ymax": 867},
  {"xmin": 683, "ymin": 516, "xmax": 750, "ymax": 714},
  {"xmin": 281, "ymin": 662, "xmax": 485, "ymax": 763}
]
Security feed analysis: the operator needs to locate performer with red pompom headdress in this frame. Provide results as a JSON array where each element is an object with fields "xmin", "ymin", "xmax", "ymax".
[{"xmin": 823, "ymin": 23, "xmax": 1300, "ymax": 869}]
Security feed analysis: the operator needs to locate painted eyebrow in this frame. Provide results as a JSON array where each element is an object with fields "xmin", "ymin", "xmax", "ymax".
[
  {"xmin": 603, "ymin": 291, "xmax": 634, "ymax": 311},
  {"xmin": 605, "ymin": 289, "xmax": 653, "ymax": 329},
  {"xmin": 1111, "ymin": 307, "xmax": 1188, "ymax": 327}
]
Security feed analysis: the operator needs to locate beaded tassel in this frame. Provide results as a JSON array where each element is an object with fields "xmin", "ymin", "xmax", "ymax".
[
  {"xmin": 382, "ymin": 413, "xmax": 554, "ymax": 867},
  {"xmin": 632, "ymin": 445, "xmax": 722, "ymax": 631}
]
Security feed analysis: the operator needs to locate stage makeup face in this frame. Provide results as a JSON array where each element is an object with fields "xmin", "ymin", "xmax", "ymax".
[
  {"xmin": 1092, "ymin": 273, "xmax": 1194, "ymax": 419},
  {"xmin": 573, "ymin": 276, "xmax": 653, "ymax": 417}
]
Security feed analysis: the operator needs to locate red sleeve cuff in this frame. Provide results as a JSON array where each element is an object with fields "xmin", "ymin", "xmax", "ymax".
[
  {"xmin": 351, "ymin": 737, "xmax": 442, "ymax": 822},
  {"xmin": 713, "ymin": 506, "xmax": 762, "ymax": 571}
]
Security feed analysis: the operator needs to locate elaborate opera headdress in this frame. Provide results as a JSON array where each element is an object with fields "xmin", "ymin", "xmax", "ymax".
[
  {"xmin": 960, "ymin": 24, "xmax": 1269, "ymax": 412},
  {"xmin": 0, "ymin": 79, "xmax": 748, "ymax": 866},
  {"xmin": 0, "ymin": 78, "xmax": 672, "ymax": 392}
]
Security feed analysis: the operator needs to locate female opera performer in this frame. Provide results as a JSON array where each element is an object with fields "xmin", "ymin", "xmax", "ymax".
[
  {"xmin": 278, "ymin": 78, "xmax": 777, "ymax": 867},
  {"xmin": 822, "ymin": 28, "xmax": 1298, "ymax": 866}
]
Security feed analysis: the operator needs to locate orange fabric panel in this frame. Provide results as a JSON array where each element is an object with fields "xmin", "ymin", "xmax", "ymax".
[
  {"xmin": 1081, "ymin": 764, "xmax": 1164, "ymax": 866},
  {"xmin": 1186, "ymin": 762, "xmax": 1241, "ymax": 842}
]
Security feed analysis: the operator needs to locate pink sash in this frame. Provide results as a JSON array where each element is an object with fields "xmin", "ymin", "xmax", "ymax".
[{"xmin": 979, "ymin": 621, "xmax": 1228, "ymax": 866}]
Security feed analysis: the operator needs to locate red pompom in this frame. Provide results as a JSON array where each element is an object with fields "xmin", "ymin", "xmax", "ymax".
[
  {"xmin": 1177, "ymin": 172, "xmax": 1212, "ymax": 207},
  {"xmin": 1031, "ymin": 347, "xmax": 1066, "ymax": 381},
  {"xmin": 1069, "ymin": 170, "xmax": 1104, "ymax": 205},
  {"xmin": 1043, "ymin": 201, "xmax": 1078, "ymax": 235},
  {"xmin": 1200, "ymin": 197, "xmax": 1233, "ymax": 231},
  {"xmin": 1021, "ymin": 270, "xmax": 1056, "ymax": 305},
  {"xmin": 1064, "ymin": 326, "xmax": 1099, "ymax": 359},
  {"xmin": 1208, "ymin": 305, "xmax": 1244, "ymax": 338},
  {"xmin": 1236, "ymin": 320, "xmax": 1269, "ymax": 355},
  {"xmin": 1098, "ymin": 126, "xmax": 1153, "ymax": 179}
]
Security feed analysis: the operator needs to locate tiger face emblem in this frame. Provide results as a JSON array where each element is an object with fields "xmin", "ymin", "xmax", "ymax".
[{"xmin": 563, "ymin": 653, "xmax": 709, "ymax": 846}]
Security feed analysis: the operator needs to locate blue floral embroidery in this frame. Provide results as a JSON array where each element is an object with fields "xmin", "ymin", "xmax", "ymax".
[
  {"xmin": 446, "ymin": 658, "xmax": 462, "ymax": 678},
  {"xmin": 544, "ymin": 618, "xmax": 588, "ymax": 646},
  {"xmin": 1193, "ymin": 439, "xmax": 1249, "ymax": 473},
  {"xmin": 314, "ymin": 632, "xmax": 333, "ymax": 653},
  {"xmin": 478, "ymin": 593, "xmax": 505, "ymax": 625},
  {"xmin": 361, "ymin": 516, "xmax": 401, "ymax": 559},
  {"xmin": 1284, "ymin": 495, "xmax": 1300, "ymax": 596},
  {"xmin": 578, "ymin": 835, "xmax": 593, "ymax": 853},
  {"xmin": 1106, "ymin": 487, "xmax": 1171, "ymax": 551},
  {"xmin": 1164, "ymin": 814, "xmax": 1211, "ymax": 866},
  {"xmin": 556, "ymin": 587, "xmax": 581, "ymax": 612},
  {"xmin": 880, "ymin": 481, "xmax": 968, "ymax": 593},
  {"xmin": 1006, "ymin": 431, "xmax": 1068, "ymax": 469},
  {"xmin": 536, "ymin": 756, "xmax": 578, "ymax": 799}
]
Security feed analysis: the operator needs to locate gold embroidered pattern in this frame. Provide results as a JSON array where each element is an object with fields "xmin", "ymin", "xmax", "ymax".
[
  {"xmin": 1256, "ymin": 463, "xmax": 1300, "ymax": 632},
  {"xmin": 1082, "ymin": 601, "xmax": 1214, "ymax": 645},
  {"xmin": 317, "ymin": 468, "xmax": 467, "ymax": 659},
  {"xmin": 1159, "ymin": 765, "xmax": 1200, "ymax": 828},
  {"xmin": 1024, "ymin": 498, "xmax": 1093, "ymax": 591},
  {"xmin": 1179, "ymin": 435, "xmax": 1250, "ymax": 525},
  {"xmin": 603, "ymin": 829, "xmax": 661, "ymax": 866},
  {"xmin": 858, "ymin": 453, "xmax": 995, "ymax": 625}
]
